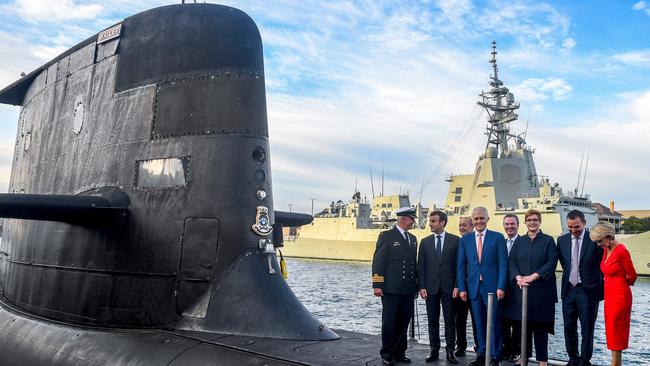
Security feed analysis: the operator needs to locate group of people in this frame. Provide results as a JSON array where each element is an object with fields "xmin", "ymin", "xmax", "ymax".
[{"xmin": 372, "ymin": 206, "xmax": 637, "ymax": 366}]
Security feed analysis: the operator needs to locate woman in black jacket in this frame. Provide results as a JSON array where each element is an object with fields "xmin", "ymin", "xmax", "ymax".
[{"xmin": 504, "ymin": 209, "xmax": 559, "ymax": 366}]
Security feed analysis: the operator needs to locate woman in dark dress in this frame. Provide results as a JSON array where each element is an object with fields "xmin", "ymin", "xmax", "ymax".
[{"xmin": 504, "ymin": 209, "xmax": 558, "ymax": 366}]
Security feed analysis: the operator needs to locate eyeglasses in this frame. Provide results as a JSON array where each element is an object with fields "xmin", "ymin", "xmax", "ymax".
[{"xmin": 525, "ymin": 218, "xmax": 540, "ymax": 222}]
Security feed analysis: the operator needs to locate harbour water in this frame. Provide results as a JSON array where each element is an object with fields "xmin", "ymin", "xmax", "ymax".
[{"xmin": 285, "ymin": 258, "xmax": 650, "ymax": 365}]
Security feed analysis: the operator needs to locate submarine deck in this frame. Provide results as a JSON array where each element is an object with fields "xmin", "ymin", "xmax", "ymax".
[{"xmin": 170, "ymin": 328, "xmax": 565, "ymax": 366}]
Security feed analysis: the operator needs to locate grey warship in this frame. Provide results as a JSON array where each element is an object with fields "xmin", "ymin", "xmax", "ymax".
[{"xmin": 284, "ymin": 43, "xmax": 650, "ymax": 276}]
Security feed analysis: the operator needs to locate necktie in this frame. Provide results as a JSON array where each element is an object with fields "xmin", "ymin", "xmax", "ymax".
[
  {"xmin": 569, "ymin": 236, "xmax": 580, "ymax": 286},
  {"xmin": 436, "ymin": 235, "xmax": 442, "ymax": 255},
  {"xmin": 507, "ymin": 239, "xmax": 513, "ymax": 254},
  {"xmin": 404, "ymin": 232, "xmax": 409, "ymax": 245},
  {"xmin": 477, "ymin": 232, "xmax": 483, "ymax": 263}
]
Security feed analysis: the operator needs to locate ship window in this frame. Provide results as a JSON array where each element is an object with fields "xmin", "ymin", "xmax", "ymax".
[
  {"xmin": 387, "ymin": 203, "xmax": 392, "ymax": 207},
  {"xmin": 382, "ymin": 204, "xmax": 387, "ymax": 208},
  {"xmin": 136, "ymin": 157, "xmax": 189, "ymax": 188},
  {"xmin": 455, "ymin": 187, "xmax": 462, "ymax": 194},
  {"xmin": 454, "ymin": 195, "xmax": 462, "ymax": 202}
]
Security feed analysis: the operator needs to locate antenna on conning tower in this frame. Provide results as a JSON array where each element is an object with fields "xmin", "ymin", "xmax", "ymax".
[{"xmin": 477, "ymin": 41, "xmax": 520, "ymax": 158}]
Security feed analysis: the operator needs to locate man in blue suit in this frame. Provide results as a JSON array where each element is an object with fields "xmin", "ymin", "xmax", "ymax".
[{"xmin": 457, "ymin": 207, "xmax": 508, "ymax": 366}]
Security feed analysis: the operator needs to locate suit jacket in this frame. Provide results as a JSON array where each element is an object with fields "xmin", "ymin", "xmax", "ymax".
[
  {"xmin": 504, "ymin": 232, "xmax": 558, "ymax": 323},
  {"xmin": 557, "ymin": 229, "xmax": 604, "ymax": 301},
  {"xmin": 457, "ymin": 229, "xmax": 508, "ymax": 300},
  {"xmin": 418, "ymin": 232, "xmax": 459, "ymax": 295},
  {"xmin": 372, "ymin": 227, "xmax": 418, "ymax": 296}
]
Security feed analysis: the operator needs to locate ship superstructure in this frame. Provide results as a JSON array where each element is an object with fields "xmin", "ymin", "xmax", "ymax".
[{"xmin": 283, "ymin": 42, "xmax": 650, "ymax": 274}]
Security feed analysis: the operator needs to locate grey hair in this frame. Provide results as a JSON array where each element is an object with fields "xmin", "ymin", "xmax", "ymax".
[{"xmin": 472, "ymin": 206, "xmax": 489, "ymax": 219}]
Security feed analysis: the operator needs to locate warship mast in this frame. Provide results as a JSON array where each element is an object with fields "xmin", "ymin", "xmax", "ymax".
[{"xmin": 477, "ymin": 41, "xmax": 520, "ymax": 158}]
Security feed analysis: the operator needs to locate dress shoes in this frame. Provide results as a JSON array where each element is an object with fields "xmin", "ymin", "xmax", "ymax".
[
  {"xmin": 446, "ymin": 350, "xmax": 459, "ymax": 364},
  {"xmin": 454, "ymin": 349, "xmax": 466, "ymax": 357},
  {"xmin": 394, "ymin": 355, "xmax": 411, "ymax": 363},
  {"xmin": 469, "ymin": 357, "xmax": 485, "ymax": 366},
  {"xmin": 425, "ymin": 350, "xmax": 439, "ymax": 362},
  {"xmin": 490, "ymin": 360, "xmax": 501, "ymax": 366},
  {"xmin": 381, "ymin": 356, "xmax": 394, "ymax": 365}
]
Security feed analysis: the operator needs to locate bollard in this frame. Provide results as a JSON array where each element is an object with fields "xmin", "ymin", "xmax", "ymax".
[
  {"xmin": 520, "ymin": 286, "xmax": 528, "ymax": 366},
  {"xmin": 486, "ymin": 292, "xmax": 494, "ymax": 365}
]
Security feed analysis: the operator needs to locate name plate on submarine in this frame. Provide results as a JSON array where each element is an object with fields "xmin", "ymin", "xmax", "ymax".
[
  {"xmin": 251, "ymin": 206, "xmax": 273, "ymax": 236},
  {"xmin": 97, "ymin": 24, "xmax": 122, "ymax": 44}
]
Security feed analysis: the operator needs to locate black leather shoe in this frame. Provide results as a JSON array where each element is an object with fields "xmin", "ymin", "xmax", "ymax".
[
  {"xmin": 425, "ymin": 350, "xmax": 438, "ymax": 362},
  {"xmin": 446, "ymin": 350, "xmax": 459, "ymax": 364},
  {"xmin": 469, "ymin": 358, "xmax": 485, "ymax": 366},
  {"xmin": 454, "ymin": 349, "xmax": 466, "ymax": 357},
  {"xmin": 394, "ymin": 355, "xmax": 411, "ymax": 363},
  {"xmin": 490, "ymin": 360, "xmax": 501, "ymax": 366},
  {"xmin": 381, "ymin": 357, "xmax": 394, "ymax": 365}
]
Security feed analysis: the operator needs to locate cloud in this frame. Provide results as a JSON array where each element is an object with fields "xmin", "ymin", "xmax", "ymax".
[
  {"xmin": 512, "ymin": 77, "xmax": 572, "ymax": 102},
  {"xmin": 562, "ymin": 38, "xmax": 576, "ymax": 50},
  {"xmin": 7, "ymin": 0, "xmax": 104, "ymax": 22},
  {"xmin": 530, "ymin": 90, "xmax": 650, "ymax": 208},
  {"xmin": 632, "ymin": 1, "xmax": 646, "ymax": 10},
  {"xmin": 612, "ymin": 50, "xmax": 650, "ymax": 66}
]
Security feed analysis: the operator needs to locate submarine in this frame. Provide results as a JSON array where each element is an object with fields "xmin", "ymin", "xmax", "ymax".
[{"xmin": 0, "ymin": 3, "xmax": 420, "ymax": 365}]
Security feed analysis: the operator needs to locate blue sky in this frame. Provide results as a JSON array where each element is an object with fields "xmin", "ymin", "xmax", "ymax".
[{"xmin": 0, "ymin": 0, "xmax": 649, "ymax": 213}]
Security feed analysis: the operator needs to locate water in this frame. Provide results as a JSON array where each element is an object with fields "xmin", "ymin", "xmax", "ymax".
[{"xmin": 285, "ymin": 258, "xmax": 650, "ymax": 365}]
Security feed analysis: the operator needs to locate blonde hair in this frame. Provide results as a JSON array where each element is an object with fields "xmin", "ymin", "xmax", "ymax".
[{"xmin": 590, "ymin": 221, "xmax": 616, "ymax": 242}]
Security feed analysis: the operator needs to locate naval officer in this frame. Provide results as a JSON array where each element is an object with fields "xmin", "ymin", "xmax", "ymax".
[{"xmin": 372, "ymin": 207, "xmax": 419, "ymax": 365}]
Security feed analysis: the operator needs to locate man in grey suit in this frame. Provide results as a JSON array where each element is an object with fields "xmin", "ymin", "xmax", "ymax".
[{"xmin": 418, "ymin": 210, "xmax": 460, "ymax": 364}]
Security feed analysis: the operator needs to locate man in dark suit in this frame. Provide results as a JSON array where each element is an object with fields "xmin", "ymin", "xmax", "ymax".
[
  {"xmin": 557, "ymin": 210, "xmax": 603, "ymax": 366},
  {"xmin": 455, "ymin": 216, "xmax": 479, "ymax": 357},
  {"xmin": 457, "ymin": 207, "xmax": 508, "ymax": 366},
  {"xmin": 418, "ymin": 210, "xmax": 460, "ymax": 364},
  {"xmin": 372, "ymin": 207, "xmax": 419, "ymax": 365},
  {"xmin": 501, "ymin": 214, "xmax": 521, "ymax": 362}
]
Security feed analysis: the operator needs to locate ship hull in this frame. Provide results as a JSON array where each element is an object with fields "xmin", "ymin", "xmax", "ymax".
[{"xmin": 284, "ymin": 215, "xmax": 650, "ymax": 276}]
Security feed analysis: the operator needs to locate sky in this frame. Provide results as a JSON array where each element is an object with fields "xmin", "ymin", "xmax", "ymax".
[{"xmin": 0, "ymin": 0, "xmax": 649, "ymax": 214}]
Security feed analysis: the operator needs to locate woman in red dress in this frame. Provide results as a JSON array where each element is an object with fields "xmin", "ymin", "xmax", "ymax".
[{"xmin": 590, "ymin": 222, "xmax": 637, "ymax": 366}]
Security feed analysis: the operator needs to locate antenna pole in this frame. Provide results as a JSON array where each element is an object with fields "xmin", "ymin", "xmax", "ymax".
[
  {"xmin": 309, "ymin": 198, "xmax": 316, "ymax": 215},
  {"xmin": 381, "ymin": 160, "xmax": 384, "ymax": 197},
  {"xmin": 580, "ymin": 154, "xmax": 589, "ymax": 197},
  {"xmin": 575, "ymin": 150, "xmax": 584, "ymax": 195},
  {"xmin": 369, "ymin": 162, "xmax": 375, "ymax": 198}
]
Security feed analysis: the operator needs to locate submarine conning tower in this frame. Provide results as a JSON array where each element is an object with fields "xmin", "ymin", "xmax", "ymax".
[{"xmin": 0, "ymin": 4, "xmax": 337, "ymax": 341}]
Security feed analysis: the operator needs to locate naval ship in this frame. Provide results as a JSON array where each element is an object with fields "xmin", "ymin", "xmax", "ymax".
[{"xmin": 283, "ymin": 42, "xmax": 650, "ymax": 275}]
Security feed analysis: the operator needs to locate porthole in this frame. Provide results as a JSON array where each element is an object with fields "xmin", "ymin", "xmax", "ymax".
[
  {"xmin": 252, "ymin": 147, "xmax": 266, "ymax": 163},
  {"xmin": 255, "ymin": 169, "xmax": 265, "ymax": 182}
]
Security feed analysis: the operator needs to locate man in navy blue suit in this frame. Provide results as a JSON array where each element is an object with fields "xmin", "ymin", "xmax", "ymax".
[
  {"xmin": 557, "ymin": 210, "xmax": 603, "ymax": 366},
  {"xmin": 457, "ymin": 207, "xmax": 508, "ymax": 366}
]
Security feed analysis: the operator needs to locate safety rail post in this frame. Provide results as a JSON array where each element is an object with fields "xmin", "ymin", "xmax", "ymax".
[
  {"xmin": 486, "ymin": 292, "xmax": 494, "ymax": 364},
  {"xmin": 520, "ymin": 286, "xmax": 528, "ymax": 366}
]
